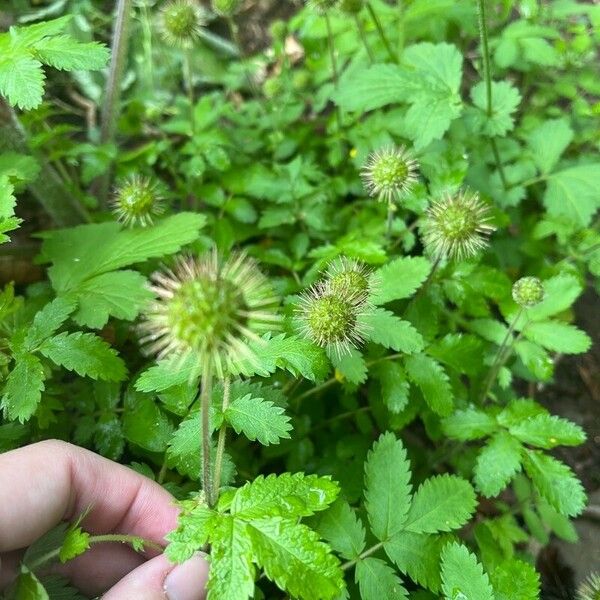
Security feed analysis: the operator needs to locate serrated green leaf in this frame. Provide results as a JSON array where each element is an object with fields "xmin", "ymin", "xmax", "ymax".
[
  {"xmin": 59, "ymin": 528, "xmax": 90, "ymax": 563},
  {"xmin": 525, "ymin": 274, "xmax": 582, "ymax": 321},
  {"xmin": 355, "ymin": 557, "xmax": 408, "ymax": 600},
  {"xmin": 224, "ymin": 393, "xmax": 292, "ymax": 445},
  {"xmin": 470, "ymin": 80, "xmax": 521, "ymax": 136},
  {"xmin": 490, "ymin": 558, "xmax": 541, "ymax": 600},
  {"xmin": 207, "ymin": 516, "xmax": 255, "ymax": 600},
  {"xmin": 376, "ymin": 362, "xmax": 410, "ymax": 414},
  {"xmin": 527, "ymin": 118, "xmax": 573, "ymax": 173},
  {"xmin": 364, "ymin": 432, "xmax": 412, "ymax": 541},
  {"xmin": 474, "ymin": 432, "xmax": 522, "ymax": 498},
  {"xmin": 39, "ymin": 332, "xmax": 127, "ymax": 381},
  {"xmin": 361, "ymin": 308, "xmax": 424, "ymax": 354},
  {"xmin": 509, "ymin": 414, "xmax": 586, "ymax": 449},
  {"xmin": 123, "ymin": 391, "xmax": 173, "ymax": 452},
  {"xmin": 32, "ymin": 36, "xmax": 109, "ymax": 71},
  {"xmin": 247, "ymin": 516, "xmax": 344, "ymax": 600},
  {"xmin": 231, "ymin": 472, "xmax": 339, "ymax": 520},
  {"xmin": 166, "ymin": 503, "xmax": 219, "ymax": 563},
  {"xmin": 370, "ymin": 257, "xmax": 432, "ymax": 305},
  {"xmin": 1, "ymin": 353, "xmax": 45, "ymax": 422},
  {"xmin": 440, "ymin": 542, "xmax": 494, "ymax": 600},
  {"xmin": 316, "ymin": 499, "xmax": 366, "ymax": 561},
  {"xmin": 384, "ymin": 531, "xmax": 447, "ymax": 592},
  {"xmin": 442, "ymin": 407, "xmax": 497, "ymax": 441},
  {"xmin": 136, "ymin": 354, "xmax": 198, "ymax": 393},
  {"xmin": 24, "ymin": 297, "xmax": 76, "ymax": 350},
  {"xmin": 0, "ymin": 55, "xmax": 45, "ymax": 110},
  {"xmin": 524, "ymin": 321, "xmax": 591, "ymax": 354},
  {"xmin": 404, "ymin": 474, "xmax": 477, "ymax": 534},
  {"xmin": 405, "ymin": 354, "xmax": 453, "ymax": 417},
  {"xmin": 523, "ymin": 450, "xmax": 586, "ymax": 516},
  {"xmin": 497, "ymin": 399, "xmax": 547, "ymax": 429},
  {"xmin": 330, "ymin": 347, "xmax": 368, "ymax": 385},
  {"xmin": 8, "ymin": 567, "xmax": 49, "ymax": 600},
  {"xmin": 543, "ymin": 164, "xmax": 600, "ymax": 226},
  {"xmin": 428, "ymin": 334, "xmax": 485, "ymax": 376}
]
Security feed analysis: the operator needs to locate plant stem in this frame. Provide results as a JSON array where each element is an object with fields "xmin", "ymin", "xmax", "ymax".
[
  {"xmin": 476, "ymin": 0, "xmax": 509, "ymax": 190},
  {"xmin": 354, "ymin": 14, "xmax": 375, "ymax": 64},
  {"xmin": 139, "ymin": 0, "xmax": 154, "ymax": 89},
  {"xmin": 200, "ymin": 362, "xmax": 214, "ymax": 507},
  {"xmin": 341, "ymin": 541, "xmax": 384, "ymax": 570},
  {"xmin": 366, "ymin": 2, "xmax": 397, "ymax": 63},
  {"xmin": 386, "ymin": 202, "xmax": 394, "ymax": 238},
  {"xmin": 324, "ymin": 12, "xmax": 344, "ymax": 144},
  {"xmin": 98, "ymin": 0, "xmax": 133, "ymax": 204},
  {"xmin": 183, "ymin": 49, "xmax": 196, "ymax": 131},
  {"xmin": 213, "ymin": 377, "xmax": 231, "ymax": 502},
  {"xmin": 480, "ymin": 307, "xmax": 525, "ymax": 402}
]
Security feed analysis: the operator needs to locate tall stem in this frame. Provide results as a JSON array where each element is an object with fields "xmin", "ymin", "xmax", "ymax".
[
  {"xmin": 183, "ymin": 49, "xmax": 196, "ymax": 132},
  {"xmin": 200, "ymin": 362, "xmax": 214, "ymax": 507},
  {"xmin": 480, "ymin": 307, "xmax": 525, "ymax": 402},
  {"xmin": 386, "ymin": 202, "xmax": 394, "ymax": 238},
  {"xmin": 98, "ymin": 0, "xmax": 133, "ymax": 204},
  {"xmin": 325, "ymin": 13, "xmax": 344, "ymax": 142},
  {"xmin": 354, "ymin": 14, "xmax": 374, "ymax": 64},
  {"xmin": 476, "ymin": 0, "xmax": 508, "ymax": 190},
  {"xmin": 213, "ymin": 377, "xmax": 231, "ymax": 502},
  {"xmin": 366, "ymin": 2, "xmax": 397, "ymax": 63}
]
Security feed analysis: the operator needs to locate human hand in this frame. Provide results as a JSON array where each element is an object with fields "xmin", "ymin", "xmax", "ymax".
[{"xmin": 0, "ymin": 440, "xmax": 208, "ymax": 599}]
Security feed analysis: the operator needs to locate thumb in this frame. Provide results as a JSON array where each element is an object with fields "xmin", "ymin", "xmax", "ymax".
[{"xmin": 101, "ymin": 553, "xmax": 209, "ymax": 600}]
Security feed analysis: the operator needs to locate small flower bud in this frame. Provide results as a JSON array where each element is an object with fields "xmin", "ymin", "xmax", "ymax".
[
  {"xmin": 139, "ymin": 251, "xmax": 280, "ymax": 377},
  {"xmin": 361, "ymin": 146, "xmax": 419, "ymax": 205},
  {"xmin": 111, "ymin": 176, "xmax": 164, "ymax": 227},
  {"xmin": 512, "ymin": 276, "xmax": 544, "ymax": 308},
  {"xmin": 339, "ymin": 0, "xmax": 364, "ymax": 14},
  {"xmin": 421, "ymin": 189, "xmax": 495, "ymax": 261},
  {"xmin": 160, "ymin": 0, "xmax": 205, "ymax": 48},
  {"xmin": 325, "ymin": 257, "xmax": 375, "ymax": 304},
  {"xmin": 211, "ymin": 0, "xmax": 242, "ymax": 17},
  {"xmin": 578, "ymin": 573, "xmax": 600, "ymax": 600}
]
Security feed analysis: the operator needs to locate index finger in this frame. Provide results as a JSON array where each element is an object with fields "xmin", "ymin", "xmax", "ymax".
[{"xmin": 0, "ymin": 440, "xmax": 179, "ymax": 552}]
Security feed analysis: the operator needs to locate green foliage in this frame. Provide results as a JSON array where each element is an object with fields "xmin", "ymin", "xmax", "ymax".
[{"xmin": 440, "ymin": 542, "xmax": 494, "ymax": 600}]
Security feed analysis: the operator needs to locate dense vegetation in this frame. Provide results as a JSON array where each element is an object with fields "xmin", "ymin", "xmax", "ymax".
[{"xmin": 1, "ymin": 0, "xmax": 599, "ymax": 598}]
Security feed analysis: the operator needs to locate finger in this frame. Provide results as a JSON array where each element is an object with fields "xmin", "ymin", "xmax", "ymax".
[
  {"xmin": 0, "ymin": 440, "xmax": 178, "ymax": 552},
  {"xmin": 102, "ymin": 553, "xmax": 208, "ymax": 600}
]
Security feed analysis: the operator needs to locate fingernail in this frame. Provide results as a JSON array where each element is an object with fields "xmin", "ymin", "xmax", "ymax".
[{"xmin": 164, "ymin": 554, "xmax": 209, "ymax": 600}]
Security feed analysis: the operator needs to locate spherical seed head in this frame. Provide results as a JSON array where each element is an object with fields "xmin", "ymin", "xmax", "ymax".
[
  {"xmin": 161, "ymin": 0, "xmax": 204, "ymax": 47},
  {"xmin": 422, "ymin": 189, "xmax": 496, "ymax": 261},
  {"xmin": 140, "ymin": 251, "xmax": 280, "ymax": 378},
  {"xmin": 306, "ymin": 0, "xmax": 337, "ymax": 14},
  {"xmin": 325, "ymin": 257, "xmax": 374, "ymax": 303},
  {"xmin": 112, "ymin": 176, "xmax": 164, "ymax": 227},
  {"xmin": 361, "ymin": 146, "xmax": 419, "ymax": 205},
  {"xmin": 512, "ymin": 276, "xmax": 544, "ymax": 308},
  {"xmin": 211, "ymin": 0, "xmax": 242, "ymax": 17},
  {"xmin": 578, "ymin": 574, "xmax": 600, "ymax": 600},
  {"xmin": 297, "ymin": 284, "xmax": 367, "ymax": 357},
  {"xmin": 339, "ymin": 0, "xmax": 364, "ymax": 13}
]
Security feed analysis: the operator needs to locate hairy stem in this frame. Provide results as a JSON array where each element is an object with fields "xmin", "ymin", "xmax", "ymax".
[
  {"xmin": 213, "ymin": 377, "xmax": 231, "ymax": 502},
  {"xmin": 99, "ymin": 0, "xmax": 134, "ymax": 203},
  {"xmin": 366, "ymin": 2, "xmax": 397, "ymax": 63},
  {"xmin": 0, "ymin": 100, "xmax": 89, "ymax": 226},
  {"xmin": 480, "ymin": 307, "xmax": 525, "ymax": 402},
  {"xmin": 200, "ymin": 362, "xmax": 214, "ymax": 507}
]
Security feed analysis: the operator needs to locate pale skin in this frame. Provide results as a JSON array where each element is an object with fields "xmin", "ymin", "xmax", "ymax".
[{"xmin": 0, "ymin": 440, "xmax": 208, "ymax": 600}]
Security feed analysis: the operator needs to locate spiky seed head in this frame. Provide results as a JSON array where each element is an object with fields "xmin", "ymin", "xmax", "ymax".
[
  {"xmin": 111, "ymin": 176, "xmax": 164, "ymax": 228},
  {"xmin": 211, "ymin": 0, "xmax": 242, "ymax": 17},
  {"xmin": 296, "ymin": 284, "xmax": 368, "ymax": 358},
  {"xmin": 139, "ymin": 251, "xmax": 280, "ymax": 378},
  {"xmin": 339, "ymin": 0, "xmax": 364, "ymax": 13},
  {"xmin": 578, "ymin": 574, "xmax": 600, "ymax": 600},
  {"xmin": 361, "ymin": 146, "xmax": 419, "ymax": 205},
  {"xmin": 512, "ymin": 276, "xmax": 544, "ymax": 308},
  {"xmin": 421, "ymin": 189, "xmax": 495, "ymax": 261},
  {"xmin": 325, "ymin": 257, "xmax": 375, "ymax": 304},
  {"xmin": 306, "ymin": 0, "xmax": 337, "ymax": 14},
  {"xmin": 160, "ymin": 0, "xmax": 204, "ymax": 48}
]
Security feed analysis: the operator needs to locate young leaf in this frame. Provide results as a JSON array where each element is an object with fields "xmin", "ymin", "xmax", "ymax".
[
  {"xmin": 0, "ymin": 56, "xmax": 45, "ymax": 110},
  {"xmin": 24, "ymin": 297, "xmax": 76, "ymax": 350},
  {"xmin": 59, "ymin": 527, "xmax": 90, "ymax": 563},
  {"xmin": 442, "ymin": 407, "xmax": 497, "ymax": 441},
  {"xmin": 470, "ymin": 80, "xmax": 521, "ymax": 136},
  {"xmin": 508, "ymin": 414, "xmax": 586, "ymax": 449},
  {"xmin": 207, "ymin": 516, "xmax": 255, "ymax": 600},
  {"xmin": 8, "ymin": 567, "xmax": 49, "ymax": 600},
  {"xmin": 523, "ymin": 450, "xmax": 586, "ymax": 517},
  {"xmin": 231, "ymin": 473, "xmax": 339, "ymax": 520},
  {"xmin": 355, "ymin": 557, "xmax": 408, "ymax": 600},
  {"xmin": 247, "ymin": 516, "xmax": 344, "ymax": 600},
  {"xmin": 31, "ymin": 36, "xmax": 109, "ymax": 71},
  {"xmin": 1, "ymin": 353, "xmax": 46, "ymax": 422},
  {"xmin": 490, "ymin": 558, "xmax": 541, "ymax": 600},
  {"xmin": 330, "ymin": 347, "xmax": 368, "ymax": 385},
  {"xmin": 224, "ymin": 394, "xmax": 292, "ymax": 445},
  {"xmin": 524, "ymin": 321, "xmax": 591, "ymax": 354},
  {"xmin": 316, "ymin": 499, "xmax": 366, "ymax": 561},
  {"xmin": 405, "ymin": 354, "xmax": 453, "ymax": 417},
  {"xmin": 474, "ymin": 432, "xmax": 522, "ymax": 498},
  {"xmin": 39, "ymin": 332, "xmax": 127, "ymax": 381},
  {"xmin": 384, "ymin": 531, "xmax": 446, "ymax": 592},
  {"xmin": 364, "ymin": 432, "xmax": 412, "ymax": 541},
  {"xmin": 376, "ymin": 362, "xmax": 410, "ymax": 414},
  {"xmin": 166, "ymin": 503, "xmax": 218, "ymax": 563},
  {"xmin": 440, "ymin": 542, "xmax": 494, "ymax": 600},
  {"xmin": 403, "ymin": 474, "xmax": 477, "ymax": 534},
  {"xmin": 361, "ymin": 308, "xmax": 424, "ymax": 354},
  {"xmin": 370, "ymin": 257, "xmax": 432, "ymax": 305}
]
